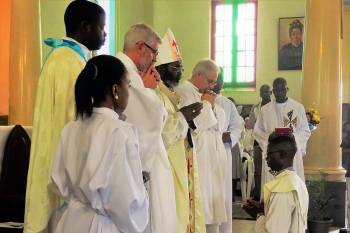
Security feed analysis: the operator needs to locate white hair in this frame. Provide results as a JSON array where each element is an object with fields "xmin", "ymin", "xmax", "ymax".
[
  {"xmin": 123, "ymin": 23, "xmax": 162, "ymax": 51},
  {"xmin": 191, "ymin": 58, "xmax": 220, "ymax": 77}
]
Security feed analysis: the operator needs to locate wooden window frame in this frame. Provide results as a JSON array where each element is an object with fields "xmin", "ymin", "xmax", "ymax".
[{"xmin": 211, "ymin": 0, "xmax": 258, "ymax": 88}]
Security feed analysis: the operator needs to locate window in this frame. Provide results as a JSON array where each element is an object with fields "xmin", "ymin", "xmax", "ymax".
[
  {"xmin": 212, "ymin": 1, "xmax": 257, "ymax": 88},
  {"xmin": 96, "ymin": 0, "xmax": 116, "ymax": 56}
]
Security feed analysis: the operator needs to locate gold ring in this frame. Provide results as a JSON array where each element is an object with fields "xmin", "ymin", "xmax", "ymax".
[{"xmin": 192, "ymin": 110, "xmax": 196, "ymax": 113}]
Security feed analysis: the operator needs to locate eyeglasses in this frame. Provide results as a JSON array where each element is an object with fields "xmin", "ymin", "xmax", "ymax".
[
  {"xmin": 168, "ymin": 65, "xmax": 184, "ymax": 73},
  {"xmin": 201, "ymin": 73, "xmax": 218, "ymax": 85},
  {"xmin": 143, "ymin": 42, "xmax": 159, "ymax": 56},
  {"xmin": 265, "ymin": 150, "xmax": 285, "ymax": 157}
]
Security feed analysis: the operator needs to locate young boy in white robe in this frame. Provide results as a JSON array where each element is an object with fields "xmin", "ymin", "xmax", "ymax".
[
  {"xmin": 50, "ymin": 55, "xmax": 149, "ymax": 233},
  {"xmin": 242, "ymin": 132, "xmax": 309, "ymax": 233}
]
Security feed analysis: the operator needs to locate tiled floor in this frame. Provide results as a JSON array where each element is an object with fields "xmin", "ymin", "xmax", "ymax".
[{"xmin": 232, "ymin": 197, "xmax": 345, "ymax": 233}]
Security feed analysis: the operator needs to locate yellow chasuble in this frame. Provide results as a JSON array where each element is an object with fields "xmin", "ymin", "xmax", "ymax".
[
  {"xmin": 24, "ymin": 46, "xmax": 86, "ymax": 233},
  {"xmin": 156, "ymin": 83, "xmax": 205, "ymax": 233}
]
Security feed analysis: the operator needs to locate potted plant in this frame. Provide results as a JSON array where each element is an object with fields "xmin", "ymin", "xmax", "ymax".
[{"xmin": 307, "ymin": 170, "xmax": 335, "ymax": 233}]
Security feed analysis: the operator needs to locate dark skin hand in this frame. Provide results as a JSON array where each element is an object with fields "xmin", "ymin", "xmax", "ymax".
[
  {"xmin": 179, "ymin": 102, "xmax": 203, "ymax": 122},
  {"xmin": 222, "ymin": 132, "xmax": 231, "ymax": 143},
  {"xmin": 242, "ymin": 199, "xmax": 264, "ymax": 219}
]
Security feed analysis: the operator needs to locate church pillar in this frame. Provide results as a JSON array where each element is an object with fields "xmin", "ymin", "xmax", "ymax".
[
  {"xmin": 8, "ymin": 0, "xmax": 41, "ymax": 125},
  {"xmin": 302, "ymin": 0, "xmax": 344, "ymax": 180},
  {"xmin": 302, "ymin": 0, "xmax": 345, "ymax": 227}
]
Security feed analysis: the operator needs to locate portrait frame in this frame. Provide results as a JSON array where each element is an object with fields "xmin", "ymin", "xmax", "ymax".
[{"xmin": 278, "ymin": 17, "xmax": 305, "ymax": 70}]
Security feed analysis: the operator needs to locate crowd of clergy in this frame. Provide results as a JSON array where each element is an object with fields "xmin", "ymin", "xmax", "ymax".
[{"xmin": 21, "ymin": 1, "xmax": 312, "ymax": 233}]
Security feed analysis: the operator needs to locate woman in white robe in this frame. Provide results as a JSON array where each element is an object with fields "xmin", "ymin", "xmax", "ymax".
[{"xmin": 51, "ymin": 55, "xmax": 149, "ymax": 233}]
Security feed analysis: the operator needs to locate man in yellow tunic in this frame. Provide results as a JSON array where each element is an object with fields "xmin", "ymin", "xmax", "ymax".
[
  {"xmin": 24, "ymin": 1, "xmax": 106, "ymax": 232},
  {"xmin": 155, "ymin": 28, "xmax": 206, "ymax": 233}
]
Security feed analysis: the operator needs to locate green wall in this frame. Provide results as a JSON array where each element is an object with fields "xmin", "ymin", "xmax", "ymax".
[
  {"xmin": 116, "ymin": 0, "xmax": 151, "ymax": 52},
  {"xmin": 152, "ymin": 0, "xmax": 211, "ymax": 82}
]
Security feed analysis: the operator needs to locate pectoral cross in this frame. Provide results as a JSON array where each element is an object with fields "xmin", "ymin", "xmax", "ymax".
[{"xmin": 284, "ymin": 110, "xmax": 297, "ymax": 133}]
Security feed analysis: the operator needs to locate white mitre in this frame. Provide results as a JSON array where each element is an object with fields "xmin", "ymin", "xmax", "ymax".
[{"xmin": 155, "ymin": 28, "xmax": 182, "ymax": 66}]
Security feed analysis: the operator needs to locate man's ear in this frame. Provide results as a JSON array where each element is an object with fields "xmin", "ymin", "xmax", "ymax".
[
  {"xmin": 280, "ymin": 150, "xmax": 287, "ymax": 159},
  {"xmin": 136, "ymin": 42, "xmax": 144, "ymax": 54},
  {"xmin": 286, "ymin": 87, "xmax": 289, "ymax": 92},
  {"xmin": 80, "ymin": 21, "xmax": 91, "ymax": 35}
]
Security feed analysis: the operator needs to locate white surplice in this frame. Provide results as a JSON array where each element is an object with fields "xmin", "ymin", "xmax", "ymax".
[
  {"xmin": 253, "ymin": 98, "xmax": 311, "ymax": 192},
  {"xmin": 249, "ymin": 102, "xmax": 261, "ymax": 130},
  {"xmin": 51, "ymin": 108, "xmax": 149, "ymax": 233},
  {"xmin": 243, "ymin": 128, "xmax": 254, "ymax": 154},
  {"xmin": 255, "ymin": 170, "xmax": 309, "ymax": 233},
  {"xmin": 215, "ymin": 94, "xmax": 242, "ymax": 233},
  {"xmin": 116, "ymin": 53, "xmax": 176, "ymax": 233},
  {"xmin": 176, "ymin": 80, "xmax": 227, "ymax": 225}
]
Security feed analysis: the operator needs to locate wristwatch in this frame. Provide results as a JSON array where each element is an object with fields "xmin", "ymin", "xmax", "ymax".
[{"xmin": 256, "ymin": 213, "xmax": 265, "ymax": 220}]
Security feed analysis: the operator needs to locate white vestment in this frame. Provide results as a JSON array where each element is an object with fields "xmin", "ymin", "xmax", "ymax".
[
  {"xmin": 215, "ymin": 94, "xmax": 242, "ymax": 233},
  {"xmin": 116, "ymin": 53, "xmax": 176, "ymax": 233},
  {"xmin": 51, "ymin": 108, "xmax": 149, "ymax": 233},
  {"xmin": 243, "ymin": 128, "xmax": 254, "ymax": 154},
  {"xmin": 176, "ymin": 80, "xmax": 227, "ymax": 225},
  {"xmin": 253, "ymin": 98, "xmax": 311, "ymax": 193},
  {"xmin": 255, "ymin": 170, "xmax": 309, "ymax": 233},
  {"xmin": 249, "ymin": 102, "xmax": 261, "ymax": 129}
]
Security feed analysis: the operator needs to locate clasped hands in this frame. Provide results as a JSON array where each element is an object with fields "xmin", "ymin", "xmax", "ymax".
[
  {"xmin": 179, "ymin": 89, "xmax": 217, "ymax": 122},
  {"xmin": 201, "ymin": 89, "xmax": 216, "ymax": 108},
  {"xmin": 139, "ymin": 62, "xmax": 161, "ymax": 89},
  {"xmin": 241, "ymin": 199, "xmax": 264, "ymax": 220}
]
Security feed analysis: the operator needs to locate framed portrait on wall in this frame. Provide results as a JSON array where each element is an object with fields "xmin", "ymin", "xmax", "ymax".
[{"xmin": 278, "ymin": 17, "xmax": 305, "ymax": 70}]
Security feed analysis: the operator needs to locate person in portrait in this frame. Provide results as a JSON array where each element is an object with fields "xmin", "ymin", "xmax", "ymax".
[{"xmin": 278, "ymin": 19, "xmax": 304, "ymax": 70}]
